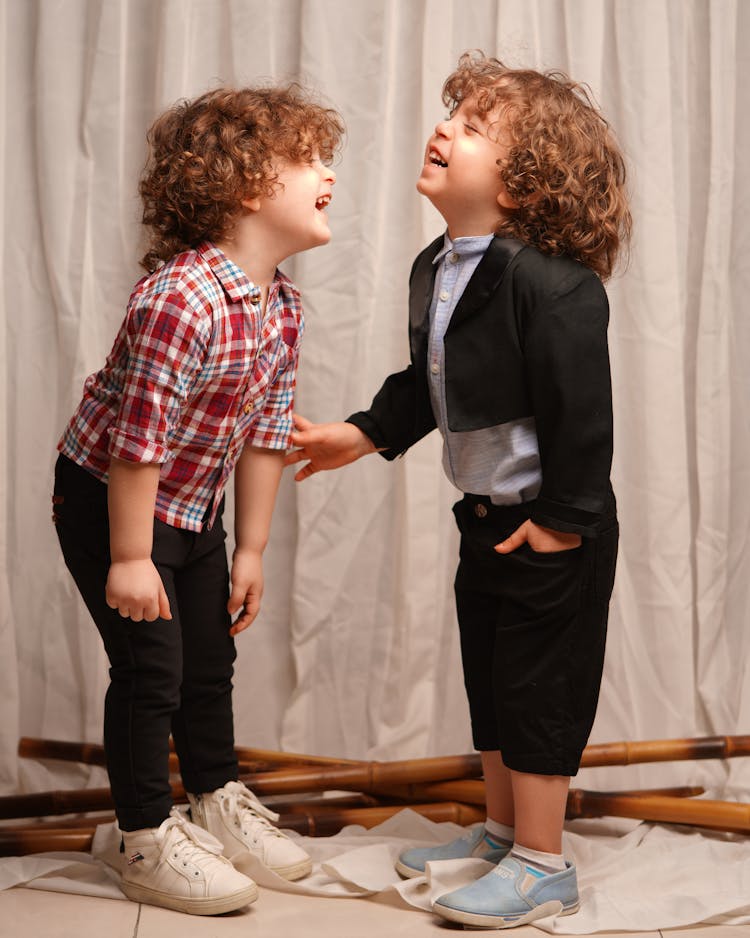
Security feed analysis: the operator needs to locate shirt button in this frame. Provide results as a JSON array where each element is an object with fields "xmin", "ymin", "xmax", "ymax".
[
  {"xmin": 430, "ymin": 362, "xmax": 440, "ymax": 374},
  {"xmin": 243, "ymin": 403, "xmax": 252, "ymax": 415},
  {"xmin": 439, "ymin": 290, "xmax": 449, "ymax": 301},
  {"xmin": 474, "ymin": 503, "xmax": 488, "ymax": 518},
  {"xmin": 449, "ymin": 253, "xmax": 459, "ymax": 263}
]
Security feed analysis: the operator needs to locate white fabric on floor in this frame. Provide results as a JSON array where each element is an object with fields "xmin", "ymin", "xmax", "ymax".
[{"xmin": 1, "ymin": 811, "xmax": 749, "ymax": 933}]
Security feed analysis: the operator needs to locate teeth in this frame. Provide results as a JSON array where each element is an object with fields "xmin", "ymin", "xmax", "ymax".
[
  {"xmin": 429, "ymin": 150, "xmax": 447, "ymax": 167},
  {"xmin": 316, "ymin": 194, "xmax": 331, "ymax": 209}
]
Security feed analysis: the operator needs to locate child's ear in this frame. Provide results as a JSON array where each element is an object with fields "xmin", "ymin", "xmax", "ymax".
[
  {"xmin": 241, "ymin": 196, "xmax": 262, "ymax": 212},
  {"xmin": 496, "ymin": 187, "xmax": 518, "ymax": 211}
]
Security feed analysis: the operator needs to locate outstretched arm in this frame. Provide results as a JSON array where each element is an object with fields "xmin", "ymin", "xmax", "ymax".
[{"xmin": 284, "ymin": 414, "xmax": 379, "ymax": 480}]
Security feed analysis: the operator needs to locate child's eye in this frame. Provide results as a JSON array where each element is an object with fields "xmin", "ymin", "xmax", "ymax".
[{"xmin": 464, "ymin": 123, "xmax": 479, "ymax": 134}]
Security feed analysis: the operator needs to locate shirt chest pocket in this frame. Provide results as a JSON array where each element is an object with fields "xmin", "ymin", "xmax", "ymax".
[{"xmin": 249, "ymin": 322, "xmax": 295, "ymax": 394}]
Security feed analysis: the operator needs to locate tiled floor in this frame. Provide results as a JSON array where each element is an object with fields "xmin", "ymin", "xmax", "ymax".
[{"xmin": 1, "ymin": 887, "xmax": 749, "ymax": 938}]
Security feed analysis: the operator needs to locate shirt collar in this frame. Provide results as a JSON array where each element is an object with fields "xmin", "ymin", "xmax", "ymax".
[
  {"xmin": 196, "ymin": 241, "xmax": 261, "ymax": 303},
  {"xmin": 432, "ymin": 231, "xmax": 495, "ymax": 266},
  {"xmin": 197, "ymin": 241, "xmax": 300, "ymax": 305}
]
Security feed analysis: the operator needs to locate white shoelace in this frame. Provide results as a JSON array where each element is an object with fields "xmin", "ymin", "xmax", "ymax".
[
  {"xmin": 219, "ymin": 781, "xmax": 286, "ymax": 843},
  {"xmin": 160, "ymin": 807, "xmax": 225, "ymax": 861}
]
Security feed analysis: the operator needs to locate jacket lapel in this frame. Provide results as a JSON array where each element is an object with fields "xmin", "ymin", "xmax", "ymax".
[
  {"xmin": 446, "ymin": 237, "xmax": 523, "ymax": 333},
  {"xmin": 409, "ymin": 236, "xmax": 442, "ymax": 336}
]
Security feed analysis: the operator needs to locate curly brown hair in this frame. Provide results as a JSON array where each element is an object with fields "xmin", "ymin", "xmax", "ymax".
[
  {"xmin": 443, "ymin": 52, "xmax": 632, "ymax": 280},
  {"xmin": 138, "ymin": 84, "xmax": 345, "ymax": 272}
]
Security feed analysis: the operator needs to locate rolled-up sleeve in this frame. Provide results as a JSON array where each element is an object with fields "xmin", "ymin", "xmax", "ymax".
[
  {"xmin": 108, "ymin": 292, "xmax": 208, "ymax": 464},
  {"xmin": 245, "ymin": 301, "xmax": 303, "ymax": 450},
  {"xmin": 246, "ymin": 352, "xmax": 298, "ymax": 450}
]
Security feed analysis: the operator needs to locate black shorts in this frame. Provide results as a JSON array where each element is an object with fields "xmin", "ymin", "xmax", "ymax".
[{"xmin": 453, "ymin": 493, "xmax": 618, "ymax": 777}]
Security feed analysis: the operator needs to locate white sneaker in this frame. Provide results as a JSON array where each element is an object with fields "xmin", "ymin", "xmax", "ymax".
[
  {"xmin": 121, "ymin": 808, "xmax": 258, "ymax": 915},
  {"xmin": 189, "ymin": 781, "xmax": 312, "ymax": 881}
]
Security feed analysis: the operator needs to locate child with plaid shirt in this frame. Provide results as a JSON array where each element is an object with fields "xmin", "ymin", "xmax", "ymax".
[{"xmin": 54, "ymin": 84, "xmax": 342, "ymax": 916}]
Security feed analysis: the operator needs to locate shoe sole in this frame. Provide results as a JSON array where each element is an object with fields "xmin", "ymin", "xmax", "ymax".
[
  {"xmin": 433, "ymin": 898, "xmax": 579, "ymax": 928},
  {"xmin": 394, "ymin": 859, "xmax": 425, "ymax": 879},
  {"xmin": 271, "ymin": 857, "xmax": 313, "ymax": 881},
  {"xmin": 120, "ymin": 880, "xmax": 258, "ymax": 915},
  {"xmin": 230, "ymin": 852, "xmax": 314, "ymax": 882}
]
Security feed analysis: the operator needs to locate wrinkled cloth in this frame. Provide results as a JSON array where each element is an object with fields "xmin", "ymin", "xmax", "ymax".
[{"xmin": 2, "ymin": 809, "xmax": 749, "ymax": 932}]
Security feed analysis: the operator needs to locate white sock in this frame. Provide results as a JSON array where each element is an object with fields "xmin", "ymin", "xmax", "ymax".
[
  {"xmin": 510, "ymin": 843, "xmax": 566, "ymax": 875},
  {"xmin": 484, "ymin": 818, "xmax": 515, "ymax": 845}
]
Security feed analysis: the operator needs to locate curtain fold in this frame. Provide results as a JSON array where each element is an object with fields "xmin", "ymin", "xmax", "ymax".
[{"xmin": 2, "ymin": 0, "xmax": 748, "ymax": 797}]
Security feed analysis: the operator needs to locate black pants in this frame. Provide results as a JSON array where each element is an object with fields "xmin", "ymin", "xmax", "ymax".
[
  {"xmin": 53, "ymin": 454, "xmax": 239, "ymax": 830},
  {"xmin": 453, "ymin": 492, "xmax": 619, "ymax": 777}
]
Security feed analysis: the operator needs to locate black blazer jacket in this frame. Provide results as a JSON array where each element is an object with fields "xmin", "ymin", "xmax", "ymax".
[{"xmin": 348, "ymin": 235, "xmax": 614, "ymax": 536}]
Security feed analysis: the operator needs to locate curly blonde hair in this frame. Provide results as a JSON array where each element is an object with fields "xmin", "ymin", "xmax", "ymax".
[
  {"xmin": 443, "ymin": 52, "xmax": 632, "ymax": 280},
  {"xmin": 139, "ymin": 84, "xmax": 345, "ymax": 272}
]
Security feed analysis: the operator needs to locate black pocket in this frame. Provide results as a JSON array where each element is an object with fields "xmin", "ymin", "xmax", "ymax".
[{"xmin": 591, "ymin": 521, "xmax": 619, "ymax": 604}]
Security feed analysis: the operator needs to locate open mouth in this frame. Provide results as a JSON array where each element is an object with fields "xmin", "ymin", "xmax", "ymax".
[
  {"xmin": 315, "ymin": 194, "xmax": 332, "ymax": 210},
  {"xmin": 429, "ymin": 149, "xmax": 448, "ymax": 168}
]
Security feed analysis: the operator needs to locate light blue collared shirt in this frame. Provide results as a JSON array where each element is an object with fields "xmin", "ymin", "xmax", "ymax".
[{"xmin": 427, "ymin": 233, "xmax": 542, "ymax": 505}]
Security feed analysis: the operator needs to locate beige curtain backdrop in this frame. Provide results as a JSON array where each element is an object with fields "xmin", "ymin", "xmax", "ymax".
[{"xmin": 2, "ymin": 0, "xmax": 748, "ymax": 802}]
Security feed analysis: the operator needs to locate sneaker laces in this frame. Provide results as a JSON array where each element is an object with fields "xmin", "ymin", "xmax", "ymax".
[
  {"xmin": 159, "ymin": 807, "xmax": 226, "ymax": 862},
  {"xmin": 219, "ymin": 781, "xmax": 287, "ymax": 844}
]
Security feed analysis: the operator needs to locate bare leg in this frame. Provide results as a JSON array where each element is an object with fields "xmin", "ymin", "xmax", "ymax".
[
  {"xmin": 510, "ymin": 770, "xmax": 570, "ymax": 854},
  {"xmin": 481, "ymin": 750, "xmax": 514, "ymax": 825}
]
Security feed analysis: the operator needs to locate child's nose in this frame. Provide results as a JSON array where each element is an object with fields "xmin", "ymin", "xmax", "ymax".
[
  {"xmin": 434, "ymin": 117, "xmax": 452, "ymax": 137},
  {"xmin": 320, "ymin": 163, "xmax": 336, "ymax": 184}
]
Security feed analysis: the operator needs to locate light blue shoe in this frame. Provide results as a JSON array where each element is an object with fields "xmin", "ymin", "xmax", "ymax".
[
  {"xmin": 433, "ymin": 855, "xmax": 579, "ymax": 928},
  {"xmin": 395, "ymin": 825, "xmax": 510, "ymax": 879}
]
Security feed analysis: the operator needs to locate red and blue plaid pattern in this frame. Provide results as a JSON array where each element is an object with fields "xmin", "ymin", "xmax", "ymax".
[{"xmin": 59, "ymin": 242, "xmax": 303, "ymax": 531}]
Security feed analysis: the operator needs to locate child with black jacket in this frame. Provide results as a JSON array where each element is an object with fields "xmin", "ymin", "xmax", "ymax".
[{"xmin": 286, "ymin": 51, "xmax": 631, "ymax": 928}]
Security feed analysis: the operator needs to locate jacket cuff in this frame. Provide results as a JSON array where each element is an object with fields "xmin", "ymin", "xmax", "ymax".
[
  {"xmin": 529, "ymin": 497, "xmax": 605, "ymax": 537},
  {"xmin": 345, "ymin": 412, "xmax": 400, "ymax": 461}
]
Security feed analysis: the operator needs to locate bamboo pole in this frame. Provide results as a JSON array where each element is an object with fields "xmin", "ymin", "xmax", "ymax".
[
  {"xmin": 0, "ymin": 751, "xmax": 709, "ymax": 824},
  {"xmin": 374, "ymin": 780, "xmax": 486, "ymax": 805},
  {"xmin": 566, "ymin": 788, "xmax": 750, "ymax": 834},
  {"xmin": 0, "ymin": 814, "xmax": 116, "ymax": 831},
  {"xmin": 17, "ymin": 739, "xmax": 108, "ymax": 768},
  {"xmin": 0, "ymin": 828, "xmax": 97, "ymax": 856},
  {"xmin": 0, "ymin": 802, "xmax": 484, "ymax": 856},
  {"xmin": 18, "ymin": 738, "xmax": 361, "ymax": 772},
  {"xmin": 263, "ymin": 794, "xmax": 380, "ymax": 813},
  {"xmin": 240, "ymin": 756, "xmax": 483, "ymax": 797},
  {"xmin": 372, "ymin": 783, "xmax": 742, "ymax": 833},
  {"xmin": 232, "ymin": 746, "xmax": 362, "ymax": 768},
  {"xmin": 579, "ymin": 735, "xmax": 750, "ymax": 767},
  {"xmin": 277, "ymin": 802, "xmax": 485, "ymax": 836},
  {"xmin": 0, "ymin": 757, "xmax": 484, "ymax": 819},
  {"xmin": 19, "ymin": 734, "xmax": 750, "ymax": 781},
  {"xmin": 374, "ymin": 781, "xmax": 705, "ymax": 807},
  {"xmin": 10, "ymin": 734, "xmax": 749, "ymax": 833},
  {"xmin": 5, "ymin": 788, "xmax": 743, "ymax": 856},
  {"xmin": 0, "ymin": 783, "xmax": 185, "ymax": 821}
]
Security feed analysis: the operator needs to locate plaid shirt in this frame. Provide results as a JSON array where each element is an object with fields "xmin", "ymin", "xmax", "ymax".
[{"xmin": 58, "ymin": 241, "xmax": 303, "ymax": 531}]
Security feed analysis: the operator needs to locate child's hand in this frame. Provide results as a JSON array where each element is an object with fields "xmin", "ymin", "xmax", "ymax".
[
  {"xmin": 494, "ymin": 520, "xmax": 582, "ymax": 554},
  {"xmin": 228, "ymin": 548, "xmax": 263, "ymax": 635},
  {"xmin": 105, "ymin": 559, "xmax": 172, "ymax": 622},
  {"xmin": 284, "ymin": 414, "xmax": 376, "ymax": 480}
]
